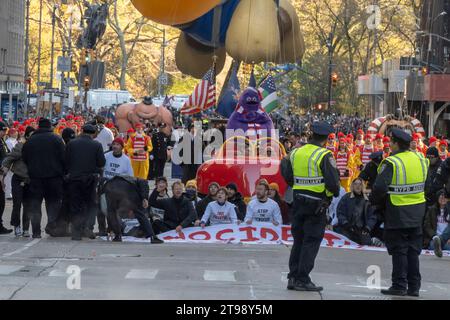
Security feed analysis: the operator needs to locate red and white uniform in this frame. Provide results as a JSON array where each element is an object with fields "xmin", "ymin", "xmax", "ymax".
[
  {"xmin": 129, "ymin": 135, "xmax": 150, "ymax": 161},
  {"xmin": 335, "ymin": 151, "xmax": 351, "ymax": 177},
  {"xmin": 361, "ymin": 145, "xmax": 374, "ymax": 166},
  {"xmin": 440, "ymin": 151, "xmax": 449, "ymax": 160}
]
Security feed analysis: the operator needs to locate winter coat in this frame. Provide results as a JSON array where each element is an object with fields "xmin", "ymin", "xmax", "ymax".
[
  {"xmin": 22, "ymin": 128, "xmax": 65, "ymax": 179},
  {"xmin": 423, "ymin": 204, "xmax": 450, "ymax": 248},
  {"xmin": 2, "ymin": 142, "xmax": 28, "ymax": 179},
  {"xmin": 337, "ymin": 192, "xmax": 377, "ymax": 231},
  {"xmin": 228, "ymin": 192, "xmax": 247, "ymax": 221},
  {"xmin": 149, "ymin": 189, "xmax": 197, "ymax": 229}
]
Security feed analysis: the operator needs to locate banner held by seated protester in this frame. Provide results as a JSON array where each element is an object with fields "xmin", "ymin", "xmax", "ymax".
[{"xmin": 101, "ymin": 222, "xmax": 450, "ymax": 257}]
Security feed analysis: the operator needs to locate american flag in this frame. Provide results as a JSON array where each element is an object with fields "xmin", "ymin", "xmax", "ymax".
[
  {"xmin": 181, "ymin": 66, "xmax": 216, "ymax": 115},
  {"xmin": 258, "ymin": 74, "xmax": 278, "ymax": 113}
]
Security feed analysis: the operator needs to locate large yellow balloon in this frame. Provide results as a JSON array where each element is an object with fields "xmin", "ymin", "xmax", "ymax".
[{"xmin": 131, "ymin": 0, "xmax": 222, "ymax": 26}]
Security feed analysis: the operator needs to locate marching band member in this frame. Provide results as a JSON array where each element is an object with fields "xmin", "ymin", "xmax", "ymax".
[{"xmin": 125, "ymin": 123, "xmax": 153, "ymax": 179}]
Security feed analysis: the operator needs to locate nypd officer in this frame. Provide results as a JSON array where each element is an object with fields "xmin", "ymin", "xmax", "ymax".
[
  {"xmin": 370, "ymin": 128, "xmax": 429, "ymax": 297},
  {"xmin": 281, "ymin": 121, "xmax": 340, "ymax": 292}
]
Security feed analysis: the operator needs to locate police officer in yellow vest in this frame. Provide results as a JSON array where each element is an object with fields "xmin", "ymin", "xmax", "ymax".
[
  {"xmin": 281, "ymin": 121, "xmax": 340, "ymax": 292},
  {"xmin": 370, "ymin": 128, "xmax": 429, "ymax": 297}
]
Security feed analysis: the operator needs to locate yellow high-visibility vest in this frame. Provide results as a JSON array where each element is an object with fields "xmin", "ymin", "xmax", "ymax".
[
  {"xmin": 379, "ymin": 151, "xmax": 429, "ymax": 206},
  {"xmin": 290, "ymin": 144, "xmax": 332, "ymax": 196}
]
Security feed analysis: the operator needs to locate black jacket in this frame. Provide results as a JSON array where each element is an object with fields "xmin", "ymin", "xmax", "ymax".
[
  {"xmin": 359, "ymin": 160, "xmax": 381, "ymax": 190},
  {"xmin": 425, "ymin": 159, "xmax": 442, "ymax": 205},
  {"xmin": 228, "ymin": 192, "xmax": 247, "ymax": 221},
  {"xmin": 281, "ymin": 142, "xmax": 341, "ymax": 200},
  {"xmin": 431, "ymin": 158, "xmax": 450, "ymax": 197},
  {"xmin": 369, "ymin": 150, "xmax": 428, "ymax": 230},
  {"xmin": 65, "ymin": 135, "xmax": 106, "ymax": 179},
  {"xmin": 337, "ymin": 193, "xmax": 377, "ymax": 231},
  {"xmin": 149, "ymin": 189, "xmax": 197, "ymax": 229},
  {"xmin": 151, "ymin": 131, "xmax": 168, "ymax": 160},
  {"xmin": 22, "ymin": 128, "xmax": 65, "ymax": 179},
  {"xmin": 0, "ymin": 137, "xmax": 9, "ymax": 166},
  {"xmin": 196, "ymin": 195, "xmax": 215, "ymax": 220}
]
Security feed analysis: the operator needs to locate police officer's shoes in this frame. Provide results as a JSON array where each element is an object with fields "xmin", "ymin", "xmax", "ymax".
[
  {"xmin": 432, "ymin": 236, "xmax": 443, "ymax": 258},
  {"xmin": 380, "ymin": 287, "xmax": 407, "ymax": 296},
  {"xmin": 294, "ymin": 282, "xmax": 323, "ymax": 292},
  {"xmin": 287, "ymin": 278, "xmax": 296, "ymax": 290},
  {"xmin": 407, "ymin": 290, "xmax": 420, "ymax": 297}
]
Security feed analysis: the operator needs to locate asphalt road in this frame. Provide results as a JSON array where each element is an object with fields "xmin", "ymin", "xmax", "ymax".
[{"xmin": 1, "ymin": 213, "xmax": 450, "ymax": 300}]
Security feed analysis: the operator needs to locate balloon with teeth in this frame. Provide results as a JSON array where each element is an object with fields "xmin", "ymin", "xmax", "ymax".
[{"xmin": 131, "ymin": 0, "xmax": 305, "ymax": 78}]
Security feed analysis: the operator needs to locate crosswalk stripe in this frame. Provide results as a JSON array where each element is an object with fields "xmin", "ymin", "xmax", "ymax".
[
  {"xmin": 0, "ymin": 265, "xmax": 24, "ymax": 275},
  {"xmin": 203, "ymin": 270, "xmax": 236, "ymax": 282},
  {"xmin": 125, "ymin": 269, "xmax": 159, "ymax": 280}
]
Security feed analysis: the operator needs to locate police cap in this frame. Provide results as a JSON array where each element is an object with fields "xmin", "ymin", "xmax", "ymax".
[
  {"xmin": 311, "ymin": 121, "xmax": 334, "ymax": 137},
  {"xmin": 82, "ymin": 124, "xmax": 97, "ymax": 134},
  {"xmin": 390, "ymin": 128, "xmax": 412, "ymax": 143},
  {"xmin": 369, "ymin": 151, "xmax": 384, "ymax": 160}
]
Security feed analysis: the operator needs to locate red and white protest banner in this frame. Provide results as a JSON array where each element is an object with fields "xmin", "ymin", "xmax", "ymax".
[{"xmin": 102, "ymin": 223, "xmax": 449, "ymax": 256}]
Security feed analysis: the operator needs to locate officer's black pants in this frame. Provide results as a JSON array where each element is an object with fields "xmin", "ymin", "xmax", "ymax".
[
  {"xmin": 384, "ymin": 227, "xmax": 422, "ymax": 291},
  {"xmin": 152, "ymin": 220, "xmax": 175, "ymax": 235},
  {"xmin": 153, "ymin": 158, "xmax": 166, "ymax": 179},
  {"xmin": 68, "ymin": 177, "xmax": 97, "ymax": 237},
  {"xmin": 10, "ymin": 174, "xmax": 30, "ymax": 231},
  {"xmin": 28, "ymin": 177, "xmax": 63, "ymax": 236},
  {"xmin": 288, "ymin": 195, "xmax": 327, "ymax": 284}
]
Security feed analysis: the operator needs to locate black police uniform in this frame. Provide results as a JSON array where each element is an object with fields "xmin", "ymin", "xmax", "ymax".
[
  {"xmin": 370, "ymin": 129, "xmax": 428, "ymax": 297},
  {"xmin": 281, "ymin": 121, "xmax": 340, "ymax": 291},
  {"xmin": 430, "ymin": 157, "xmax": 450, "ymax": 198},
  {"xmin": 359, "ymin": 151, "xmax": 383, "ymax": 190},
  {"xmin": 65, "ymin": 125, "xmax": 106, "ymax": 240},
  {"xmin": 151, "ymin": 129, "xmax": 169, "ymax": 179}
]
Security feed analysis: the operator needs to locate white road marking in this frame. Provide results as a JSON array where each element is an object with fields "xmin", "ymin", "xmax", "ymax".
[
  {"xmin": 125, "ymin": 269, "xmax": 159, "ymax": 280},
  {"xmin": 335, "ymin": 283, "xmax": 389, "ymax": 290},
  {"xmin": 281, "ymin": 272, "xmax": 288, "ymax": 283},
  {"xmin": 247, "ymin": 259, "xmax": 260, "ymax": 271},
  {"xmin": 49, "ymin": 268, "xmax": 86, "ymax": 277},
  {"xmin": 203, "ymin": 270, "xmax": 236, "ymax": 282},
  {"xmin": 0, "ymin": 265, "xmax": 24, "ymax": 275},
  {"xmin": 2, "ymin": 238, "xmax": 41, "ymax": 257},
  {"xmin": 249, "ymin": 285, "xmax": 257, "ymax": 300}
]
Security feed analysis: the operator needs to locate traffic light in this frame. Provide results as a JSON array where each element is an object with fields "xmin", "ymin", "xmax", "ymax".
[
  {"xmin": 332, "ymin": 72, "xmax": 339, "ymax": 87},
  {"xmin": 84, "ymin": 75, "xmax": 91, "ymax": 90},
  {"xmin": 421, "ymin": 67, "xmax": 428, "ymax": 75}
]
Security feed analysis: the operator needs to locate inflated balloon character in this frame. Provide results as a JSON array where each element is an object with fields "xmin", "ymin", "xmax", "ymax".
[{"xmin": 131, "ymin": 0, "xmax": 305, "ymax": 78}]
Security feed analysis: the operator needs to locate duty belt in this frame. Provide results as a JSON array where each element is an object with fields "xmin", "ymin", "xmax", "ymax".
[
  {"xmin": 388, "ymin": 183, "xmax": 425, "ymax": 195},
  {"xmin": 294, "ymin": 177, "xmax": 325, "ymax": 186}
]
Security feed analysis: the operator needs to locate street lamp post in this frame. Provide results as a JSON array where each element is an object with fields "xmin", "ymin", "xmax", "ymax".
[
  {"xmin": 326, "ymin": 33, "xmax": 334, "ymax": 111},
  {"xmin": 48, "ymin": 4, "xmax": 58, "ymax": 119},
  {"xmin": 427, "ymin": 11, "xmax": 447, "ymax": 74}
]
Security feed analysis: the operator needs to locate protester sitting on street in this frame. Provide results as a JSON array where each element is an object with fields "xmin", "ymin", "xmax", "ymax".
[
  {"xmin": 22, "ymin": 118, "xmax": 66, "ymax": 238},
  {"xmin": 199, "ymin": 188, "xmax": 238, "ymax": 227},
  {"xmin": 226, "ymin": 183, "xmax": 247, "ymax": 221},
  {"xmin": 2, "ymin": 126, "xmax": 35, "ymax": 237},
  {"xmin": 245, "ymin": 180, "xmax": 282, "ymax": 226},
  {"xmin": 149, "ymin": 181, "xmax": 197, "ymax": 234},
  {"xmin": 196, "ymin": 182, "xmax": 219, "ymax": 220},
  {"xmin": 268, "ymin": 182, "xmax": 290, "ymax": 224},
  {"xmin": 184, "ymin": 179, "xmax": 200, "ymax": 209},
  {"xmin": 335, "ymin": 178, "xmax": 378, "ymax": 246},
  {"xmin": 425, "ymin": 190, "xmax": 450, "ymax": 257},
  {"xmin": 149, "ymin": 177, "xmax": 170, "ymax": 223}
]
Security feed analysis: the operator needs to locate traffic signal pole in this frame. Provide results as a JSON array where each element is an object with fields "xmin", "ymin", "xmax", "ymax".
[{"xmin": 326, "ymin": 33, "xmax": 334, "ymax": 112}]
